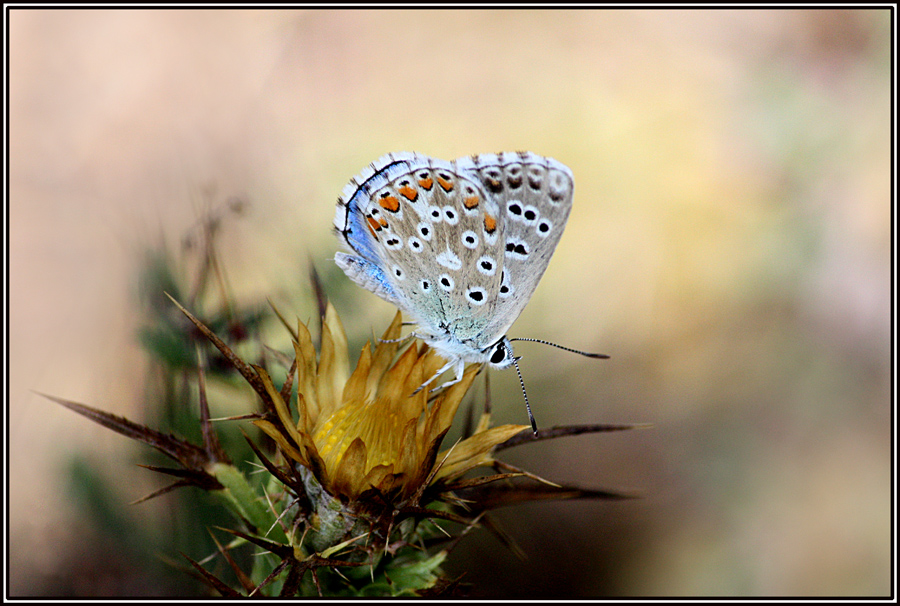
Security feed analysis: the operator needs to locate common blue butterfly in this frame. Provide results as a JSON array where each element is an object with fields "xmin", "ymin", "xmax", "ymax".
[{"xmin": 333, "ymin": 152, "xmax": 604, "ymax": 433}]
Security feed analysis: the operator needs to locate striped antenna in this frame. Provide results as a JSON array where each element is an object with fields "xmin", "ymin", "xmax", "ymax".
[
  {"xmin": 509, "ymin": 338, "xmax": 609, "ymax": 359},
  {"xmin": 511, "ymin": 356, "xmax": 538, "ymax": 436}
]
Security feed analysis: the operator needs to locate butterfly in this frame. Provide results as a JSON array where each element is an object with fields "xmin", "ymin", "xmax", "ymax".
[{"xmin": 333, "ymin": 152, "xmax": 604, "ymax": 433}]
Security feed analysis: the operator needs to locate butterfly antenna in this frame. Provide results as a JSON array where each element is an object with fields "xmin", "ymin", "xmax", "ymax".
[
  {"xmin": 509, "ymin": 338, "xmax": 609, "ymax": 359},
  {"xmin": 512, "ymin": 356, "xmax": 538, "ymax": 436}
]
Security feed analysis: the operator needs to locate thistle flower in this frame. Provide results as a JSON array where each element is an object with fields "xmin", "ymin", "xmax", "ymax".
[
  {"xmin": 50, "ymin": 251, "xmax": 640, "ymax": 597},
  {"xmin": 250, "ymin": 304, "xmax": 529, "ymax": 556}
]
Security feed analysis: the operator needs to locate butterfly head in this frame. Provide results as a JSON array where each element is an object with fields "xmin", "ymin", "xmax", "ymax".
[{"xmin": 485, "ymin": 336, "xmax": 517, "ymax": 370}]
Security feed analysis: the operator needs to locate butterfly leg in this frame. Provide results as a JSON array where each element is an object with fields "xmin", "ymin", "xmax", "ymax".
[
  {"xmin": 378, "ymin": 334, "xmax": 415, "ymax": 345},
  {"xmin": 429, "ymin": 358, "xmax": 466, "ymax": 392},
  {"xmin": 411, "ymin": 358, "xmax": 464, "ymax": 395}
]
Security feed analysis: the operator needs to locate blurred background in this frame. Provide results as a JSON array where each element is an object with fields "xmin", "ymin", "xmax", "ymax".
[{"xmin": 9, "ymin": 8, "xmax": 891, "ymax": 597}]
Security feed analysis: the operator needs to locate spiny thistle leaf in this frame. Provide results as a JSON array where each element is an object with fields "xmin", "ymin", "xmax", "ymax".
[
  {"xmin": 440, "ymin": 472, "xmax": 524, "ymax": 492},
  {"xmin": 279, "ymin": 354, "xmax": 299, "ymax": 406},
  {"xmin": 414, "ymin": 572, "xmax": 466, "ymax": 597},
  {"xmin": 215, "ymin": 526, "xmax": 293, "ymax": 560},
  {"xmin": 132, "ymin": 465, "xmax": 224, "ymax": 497},
  {"xmin": 240, "ymin": 429, "xmax": 303, "ymax": 496},
  {"xmin": 308, "ymin": 259, "xmax": 329, "ymax": 322},
  {"xmin": 210, "ymin": 462, "xmax": 278, "ymax": 535},
  {"xmin": 397, "ymin": 505, "xmax": 473, "ymax": 527},
  {"xmin": 43, "ymin": 394, "xmax": 221, "ymax": 471},
  {"xmin": 380, "ymin": 550, "xmax": 447, "ymax": 596},
  {"xmin": 474, "ymin": 514, "xmax": 527, "ymax": 561},
  {"xmin": 279, "ymin": 559, "xmax": 306, "ymax": 597},
  {"xmin": 130, "ymin": 478, "xmax": 214, "ymax": 505},
  {"xmin": 497, "ymin": 422, "xmax": 652, "ymax": 451},
  {"xmin": 455, "ymin": 479, "xmax": 639, "ymax": 511},
  {"xmin": 165, "ymin": 292, "xmax": 273, "ymax": 409},
  {"xmin": 181, "ymin": 551, "xmax": 244, "ymax": 598},
  {"xmin": 196, "ymin": 348, "xmax": 230, "ymax": 464},
  {"xmin": 268, "ymin": 298, "xmax": 300, "ymax": 343},
  {"xmin": 208, "ymin": 529, "xmax": 256, "ymax": 593},
  {"xmin": 250, "ymin": 557, "xmax": 292, "ymax": 597}
]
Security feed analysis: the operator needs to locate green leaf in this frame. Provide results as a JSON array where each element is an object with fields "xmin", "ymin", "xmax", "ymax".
[
  {"xmin": 383, "ymin": 551, "xmax": 447, "ymax": 596},
  {"xmin": 211, "ymin": 463, "xmax": 283, "ymax": 541}
]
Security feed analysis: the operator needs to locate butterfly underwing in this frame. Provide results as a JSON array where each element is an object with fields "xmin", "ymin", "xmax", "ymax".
[{"xmin": 333, "ymin": 151, "xmax": 575, "ymax": 390}]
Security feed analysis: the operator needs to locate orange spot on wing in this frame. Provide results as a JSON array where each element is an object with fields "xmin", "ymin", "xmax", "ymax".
[
  {"xmin": 483, "ymin": 214, "xmax": 497, "ymax": 234},
  {"xmin": 436, "ymin": 176, "xmax": 454, "ymax": 192},
  {"xmin": 418, "ymin": 176, "xmax": 433, "ymax": 190},
  {"xmin": 378, "ymin": 195, "xmax": 400, "ymax": 212},
  {"xmin": 398, "ymin": 185, "xmax": 418, "ymax": 201},
  {"xmin": 367, "ymin": 216, "xmax": 382, "ymax": 234},
  {"xmin": 378, "ymin": 217, "xmax": 388, "ymax": 228},
  {"xmin": 464, "ymin": 195, "xmax": 480, "ymax": 209}
]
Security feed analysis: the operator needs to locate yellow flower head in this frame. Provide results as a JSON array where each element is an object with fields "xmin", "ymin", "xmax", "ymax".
[{"xmin": 253, "ymin": 304, "xmax": 527, "ymax": 508}]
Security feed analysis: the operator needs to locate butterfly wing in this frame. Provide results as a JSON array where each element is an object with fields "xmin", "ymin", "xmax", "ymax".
[
  {"xmin": 333, "ymin": 153, "xmax": 424, "ymax": 308},
  {"xmin": 456, "ymin": 152, "xmax": 575, "ymax": 344},
  {"xmin": 333, "ymin": 152, "xmax": 508, "ymax": 348},
  {"xmin": 334, "ymin": 151, "xmax": 573, "ymax": 360}
]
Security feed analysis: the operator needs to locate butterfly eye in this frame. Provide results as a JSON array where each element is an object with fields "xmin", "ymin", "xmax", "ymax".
[{"xmin": 490, "ymin": 343, "xmax": 507, "ymax": 365}]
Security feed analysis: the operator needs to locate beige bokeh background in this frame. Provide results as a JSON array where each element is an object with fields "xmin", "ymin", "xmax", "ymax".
[{"xmin": 9, "ymin": 9, "xmax": 891, "ymax": 597}]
